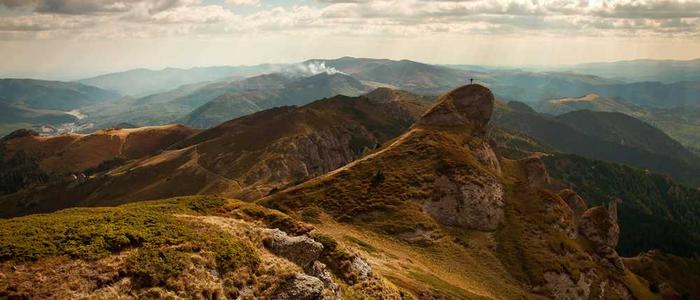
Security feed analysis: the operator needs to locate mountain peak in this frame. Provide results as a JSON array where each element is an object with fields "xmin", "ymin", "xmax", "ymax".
[{"xmin": 417, "ymin": 84, "xmax": 494, "ymax": 129}]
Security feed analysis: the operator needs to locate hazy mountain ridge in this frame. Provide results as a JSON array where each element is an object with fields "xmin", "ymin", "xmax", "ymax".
[
  {"xmin": 77, "ymin": 64, "xmax": 286, "ymax": 96},
  {"xmin": 537, "ymin": 93, "xmax": 700, "ymax": 151},
  {"xmin": 182, "ymin": 72, "xmax": 371, "ymax": 128},
  {"xmin": 493, "ymin": 101, "xmax": 700, "ymax": 186},
  {"xmin": 567, "ymin": 58, "xmax": 700, "ymax": 83}
]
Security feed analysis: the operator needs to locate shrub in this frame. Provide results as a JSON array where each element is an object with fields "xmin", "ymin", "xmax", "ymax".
[{"xmin": 126, "ymin": 246, "xmax": 188, "ymax": 287}]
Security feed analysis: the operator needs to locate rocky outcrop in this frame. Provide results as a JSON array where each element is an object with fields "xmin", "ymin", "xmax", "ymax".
[
  {"xmin": 467, "ymin": 138, "xmax": 502, "ymax": 175},
  {"xmin": 417, "ymin": 84, "xmax": 494, "ymax": 129},
  {"xmin": 558, "ymin": 189, "xmax": 588, "ymax": 222},
  {"xmin": 309, "ymin": 261, "xmax": 341, "ymax": 299},
  {"xmin": 271, "ymin": 273, "xmax": 325, "ymax": 300},
  {"xmin": 579, "ymin": 201, "xmax": 625, "ymax": 271},
  {"xmin": 541, "ymin": 191, "xmax": 577, "ymax": 239},
  {"xmin": 579, "ymin": 206, "xmax": 619, "ymax": 249},
  {"xmin": 424, "ymin": 174, "xmax": 505, "ymax": 231},
  {"xmin": 542, "ymin": 271, "xmax": 594, "ymax": 300},
  {"xmin": 521, "ymin": 155, "xmax": 551, "ymax": 187},
  {"xmin": 262, "ymin": 229, "xmax": 324, "ymax": 269}
]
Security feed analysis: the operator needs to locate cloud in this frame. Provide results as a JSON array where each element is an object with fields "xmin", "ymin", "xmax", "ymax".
[
  {"xmin": 0, "ymin": 0, "xmax": 194, "ymax": 15},
  {"xmin": 0, "ymin": 0, "xmax": 698, "ymax": 40},
  {"xmin": 226, "ymin": 0, "xmax": 259, "ymax": 6}
]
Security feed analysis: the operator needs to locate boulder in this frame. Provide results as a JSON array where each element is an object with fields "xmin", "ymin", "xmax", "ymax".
[
  {"xmin": 262, "ymin": 229, "xmax": 324, "ymax": 269},
  {"xmin": 417, "ymin": 84, "xmax": 494, "ymax": 129},
  {"xmin": 271, "ymin": 273, "xmax": 325, "ymax": 300}
]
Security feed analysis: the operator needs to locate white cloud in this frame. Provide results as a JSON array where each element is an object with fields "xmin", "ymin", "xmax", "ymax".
[
  {"xmin": 0, "ymin": 0, "xmax": 698, "ymax": 40},
  {"xmin": 226, "ymin": 0, "xmax": 259, "ymax": 6}
]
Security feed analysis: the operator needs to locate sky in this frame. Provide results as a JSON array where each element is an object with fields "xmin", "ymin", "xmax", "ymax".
[{"xmin": 1, "ymin": 0, "xmax": 699, "ymax": 80}]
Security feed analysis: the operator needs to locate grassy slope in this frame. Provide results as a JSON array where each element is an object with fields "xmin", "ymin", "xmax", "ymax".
[{"xmin": 260, "ymin": 122, "xmax": 655, "ymax": 299}]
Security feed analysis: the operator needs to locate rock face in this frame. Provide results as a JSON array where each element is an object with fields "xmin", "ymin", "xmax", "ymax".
[
  {"xmin": 271, "ymin": 273, "xmax": 325, "ymax": 300},
  {"xmin": 425, "ymin": 174, "xmax": 505, "ymax": 231},
  {"xmin": 579, "ymin": 201, "xmax": 625, "ymax": 271},
  {"xmin": 262, "ymin": 229, "xmax": 324, "ymax": 269},
  {"xmin": 417, "ymin": 84, "xmax": 494, "ymax": 129},
  {"xmin": 579, "ymin": 206, "xmax": 619, "ymax": 249},
  {"xmin": 521, "ymin": 156, "xmax": 551, "ymax": 187},
  {"xmin": 558, "ymin": 189, "xmax": 588, "ymax": 222}
]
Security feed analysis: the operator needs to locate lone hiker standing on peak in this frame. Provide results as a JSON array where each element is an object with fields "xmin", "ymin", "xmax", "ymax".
[{"xmin": 470, "ymin": 78, "xmax": 474, "ymax": 84}]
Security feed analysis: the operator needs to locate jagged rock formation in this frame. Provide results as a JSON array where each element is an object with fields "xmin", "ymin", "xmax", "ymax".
[
  {"xmin": 417, "ymin": 84, "xmax": 494, "ymax": 129},
  {"xmin": 579, "ymin": 200, "xmax": 625, "ymax": 271},
  {"xmin": 557, "ymin": 189, "xmax": 588, "ymax": 223}
]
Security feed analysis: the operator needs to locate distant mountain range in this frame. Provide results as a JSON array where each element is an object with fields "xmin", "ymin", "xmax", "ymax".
[
  {"xmin": 567, "ymin": 58, "xmax": 700, "ymax": 83},
  {"xmin": 0, "ymin": 79, "xmax": 119, "ymax": 111},
  {"xmin": 0, "ymin": 79, "xmax": 120, "ymax": 136},
  {"xmin": 77, "ymin": 65, "xmax": 286, "ymax": 96},
  {"xmin": 182, "ymin": 72, "xmax": 370, "ymax": 128},
  {"xmin": 537, "ymin": 93, "xmax": 700, "ymax": 151},
  {"xmin": 493, "ymin": 101, "xmax": 700, "ymax": 186}
]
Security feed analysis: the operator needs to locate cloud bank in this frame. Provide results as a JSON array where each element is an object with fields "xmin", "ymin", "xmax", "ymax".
[{"xmin": 0, "ymin": 0, "xmax": 697, "ymax": 40}]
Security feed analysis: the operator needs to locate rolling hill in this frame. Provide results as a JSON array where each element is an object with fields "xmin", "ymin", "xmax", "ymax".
[
  {"xmin": 537, "ymin": 93, "xmax": 700, "ymax": 152},
  {"xmin": 0, "ymin": 79, "xmax": 119, "ymax": 111},
  {"xmin": 492, "ymin": 101, "xmax": 700, "ymax": 186},
  {"xmin": 77, "ymin": 64, "xmax": 285, "ymax": 96},
  {"xmin": 535, "ymin": 93, "xmax": 643, "ymax": 116},
  {"xmin": 479, "ymin": 71, "xmax": 700, "ymax": 107},
  {"xmin": 182, "ymin": 73, "xmax": 370, "ymax": 128},
  {"xmin": 302, "ymin": 57, "xmax": 469, "ymax": 94}
]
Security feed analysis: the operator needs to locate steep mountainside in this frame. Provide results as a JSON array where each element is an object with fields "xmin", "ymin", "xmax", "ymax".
[
  {"xmin": 260, "ymin": 84, "xmax": 674, "ymax": 299},
  {"xmin": 542, "ymin": 154, "xmax": 700, "ymax": 258},
  {"xmin": 182, "ymin": 73, "xmax": 370, "ymax": 128},
  {"xmin": 492, "ymin": 101, "xmax": 700, "ymax": 186},
  {"xmin": 0, "ymin": 89, "xmax": 431, "ymax": 217},
  {"xmin": 0, "ymin": 79, "xmax": 119, "ymax": 111},
  {"xmin": 0, "ymin": 125, "xmax": 198, "ymax": 198}
]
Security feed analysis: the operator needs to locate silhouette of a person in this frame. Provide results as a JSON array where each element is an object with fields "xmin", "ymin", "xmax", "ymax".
[{"xmin": 470, "ymin": 78, "xmax": 474, "ymax": 84}]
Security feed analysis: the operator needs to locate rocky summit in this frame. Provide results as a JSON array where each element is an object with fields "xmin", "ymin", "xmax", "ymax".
[{"xmin": 417, "ymin": 84, "xmax": 494, "ymax": 129}]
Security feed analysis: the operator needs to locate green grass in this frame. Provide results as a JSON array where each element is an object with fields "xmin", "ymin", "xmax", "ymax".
[{"xmin": 0, "ymin": 196, "xmax": 239, "ymax": 262}]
